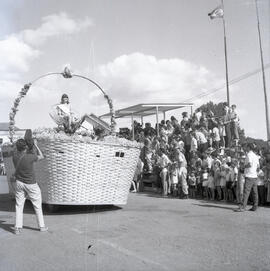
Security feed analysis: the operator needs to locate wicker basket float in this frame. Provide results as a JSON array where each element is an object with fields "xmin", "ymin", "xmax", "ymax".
[{"xmin": 3, "ymin": 68, "xmax": 141, "ymax": 205}]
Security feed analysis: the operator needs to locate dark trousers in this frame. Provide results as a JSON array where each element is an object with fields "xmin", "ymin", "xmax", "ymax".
[
  {"xmin": 231, "ymin": 122, "xmax": 239, "ymax": 140},
  {"xmin": 242, "ymin": 177, "xmax": 258, "ymax": 209},
  {"xmin": 257, "ymin": 185, "xmax": 266, "ymax": 206},
  {"xmin": 224, "ymin": 124, "xmax": 231, "ymax": 148}
]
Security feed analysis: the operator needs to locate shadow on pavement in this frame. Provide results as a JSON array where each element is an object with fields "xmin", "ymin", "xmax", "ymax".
[
  {"xmin": 0, "ymin": 193, "xmax": 122, "ymax": 215},
  {"xmin": 192, "ymin": 202, "xmax": 236, "ymax": 211},
  {"xmin": 0, "ymin": 220, "xmax": 39, "ymax": 234},
  {"xmin": 44, "ymin": 204, "xmax": 122, "ymax": 215}
]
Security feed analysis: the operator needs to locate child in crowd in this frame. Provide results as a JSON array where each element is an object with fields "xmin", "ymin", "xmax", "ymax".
[
  {"xmin": 170, "ymin": 162, "xmax": 179, "ymax": 197},
  {"xmin": 213, "ymin": 162, "xmax": 222, "ymax": 200},
  {"xmin": 225, "ymin": 164, "xmax": 234, "ymax": 202},
  {"xmin": 196, "ymin": 166, "xmax": 203, "ymax": 198},
  {"xmin": 188, "ymin": 171, "xmax": 197, "ymax": 198},
  {"xmin": 219, "ymin": 164, "xmax": 227, "ymax": 201},
  {"xmin": 207, "ymin": 170, "xmax": 215, "ymax": 200},
  {"xmin": 202, "ymin": 168, "xmax": 209, "ymax": 199}
]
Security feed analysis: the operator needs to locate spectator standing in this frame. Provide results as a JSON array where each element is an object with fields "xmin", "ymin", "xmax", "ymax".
[
  {"xmin": 194, "ymin": 108, "xmax": 202, "ymax": 124},
  {"xmin": 188, "ymin": 171, "xmax": 197, "ymax": 198},
  {"xmin": 219, "ymin": 164, "xmax": 227, "ymax": 201},
  {"xmin": 157, "ymin": 148, "xmax": 171, "ymax": 196},
  {"xmin": 235, "ymin": 143, "xmax": 260, "ymax": 212},
  {"xmin": 218, "ymin": 119, "xmax": 226, "ymax": 148},
  {"xmin": 180, "ymin": 112, "xmax": 189, "ymax": 128},
  {"xmin": 212, "ymin": 123, "xmax": 221, "ymax": 150},
  {"xmin": 236, "ymin": 155, "xmax": 246, "ymax": 204},
  {"xmin": 170, "ymin": 162, "xmax": 179, "ymax": 197},
  {"xmin": 173, "ymin": 143, "xmax": 189, "ymax": 199},
  {"xmin": 12, "ymin": 138, "xmax": 48, "ymax": 234},
  {"xmin": 213, "ymin": 162, "xmax": 222, "ymax": 200},
  {"xmin": 257, "ymin": 169, "xmax": 265, "ymax": 206},
  {"xmin": 207, "ymin": 170, "xmax": 215, "ymax": 200},
  {"xmin": 230, "ymin": 104, "xmax": 240, "ymax": 146},
  {"xmin": 190, "ymin": 132, "xmax": 198, "ymax": 153},
  {"xmin": 195, "ymin": 128, "xmax": 208, "ymax": 153},
  {"xmin": 223, "ymin": 103, "xmax": 231, "ymax": 148}
]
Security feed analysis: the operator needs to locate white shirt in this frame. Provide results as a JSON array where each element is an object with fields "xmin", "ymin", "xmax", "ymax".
[
  {"xmin": 195, "ymin": 111, "xmax": 202, "ymax": 122},
  {"xmin": 57, "ymin": 103, "xmax": 72, "ymax": 116},
  {"xmin": 212, "ymin": 127, "xmax": 220, "ymax": 141},
  {"xmin": 230, "ymin": 109, "xmax": 239, "ymax": 123},
  {"xmin": 244, "ymin": 151, "xmax": 260, "ymax": 178},
  {"xmin": 157, "ymin": 154, "xmax": 171, "ymax": 169},
  {"xmin": 190, "ymin": 137, "xmax": 198, "ymax": 152},
  {"xmin": 195, "ymin": 131, "xmax": 207, "ymax": 144}
]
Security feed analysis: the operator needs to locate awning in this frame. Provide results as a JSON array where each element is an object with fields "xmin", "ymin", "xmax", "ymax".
[
  {"xmin": 100, "ymin": 103, "xmax": 194, "ymax": 139},
  {"xmin": 100, "ymin": 103, "xmax": 194, "ymax": 119}
]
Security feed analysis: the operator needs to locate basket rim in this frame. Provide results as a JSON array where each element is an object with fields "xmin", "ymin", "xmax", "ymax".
[{"xmin": 36, "ymin": 138, "xmax": 142, "ymax": 149}]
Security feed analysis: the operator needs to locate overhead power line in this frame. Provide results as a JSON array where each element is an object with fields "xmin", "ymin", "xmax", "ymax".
[{"xmin": 184, "ymin": 63, "xmax": 270, "ymax": 102}]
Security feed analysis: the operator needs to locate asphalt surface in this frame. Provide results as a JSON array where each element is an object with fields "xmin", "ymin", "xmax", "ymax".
[{"xmin": 0, "ymin": 177, "xmax": 270, "ymax": 271}]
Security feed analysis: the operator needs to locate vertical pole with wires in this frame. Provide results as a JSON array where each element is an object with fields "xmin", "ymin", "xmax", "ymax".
[
  {"xmin": 255, "ymin": 0, "xmax": 270, "ymax": 140},
  {"xmin": 221, "ymin": 0, "xmax": 230, "ymax": 106}
]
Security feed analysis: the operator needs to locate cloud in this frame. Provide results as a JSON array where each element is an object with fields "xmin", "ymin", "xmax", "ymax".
[
  {"xmin": 21, "ymin": 12, "xmax": 93, "ymax": 46},
  {"xmin": 95, "ymin": 53, "xmax": 223, "ymax": 108},
  {"xmin": 0, "ymin": 36, "xmax": 40, "ymax": 79},
  {"xmin": 0, "ymin": 12, "xmax": 93, "ymax": 104}
]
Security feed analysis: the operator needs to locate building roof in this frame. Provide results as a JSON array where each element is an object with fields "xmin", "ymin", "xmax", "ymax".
[
  {"xmin": 100, "ymin": 103, "xmax": 194, "ymax": 119},
  {"xmin": 0, "ymin": 122, "xmax": 21, "ymax": 131}
]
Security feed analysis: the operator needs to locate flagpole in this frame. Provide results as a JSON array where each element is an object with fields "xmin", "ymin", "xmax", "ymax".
[
  {"xmin": 255, "ymin": 0, "xmax": 270, "ymax": 140},
  {"xmin": 221, "ymin": 0, "xmax": 230, "ymax": 106}
]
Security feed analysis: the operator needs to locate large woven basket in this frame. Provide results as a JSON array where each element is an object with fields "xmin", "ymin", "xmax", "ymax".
[
  {"xmin": 3, "ymin": 140, "xmax": 140, "ymax": 205},
  {"xmin": 3, "ymin": 69, "xmax": 141, "ymax": 205}
]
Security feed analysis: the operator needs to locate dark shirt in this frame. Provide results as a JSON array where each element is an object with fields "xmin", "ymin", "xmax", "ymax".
[{"xmin": 13, "ymin": 152, "xmax": 38, "ymax": 184}]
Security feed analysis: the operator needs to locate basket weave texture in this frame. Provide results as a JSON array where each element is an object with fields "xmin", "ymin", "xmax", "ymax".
[{"xmin": 3, "ymin": 139, "xmax": 140, "ymax": 205}]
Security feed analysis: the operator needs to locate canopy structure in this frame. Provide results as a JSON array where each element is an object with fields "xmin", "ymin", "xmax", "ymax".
[{"xmin": 100, "ymin": 103, "xmax": 194, "ymax": 139}]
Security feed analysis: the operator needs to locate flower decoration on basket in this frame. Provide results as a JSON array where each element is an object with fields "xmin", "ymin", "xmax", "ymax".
[
  {"xmin": 104, "ymin": 94, "xmax": 116, "ymax": 134},
  {"xmin": 9, "ymin": 83, "xmax": 32, "ymax": 142}
]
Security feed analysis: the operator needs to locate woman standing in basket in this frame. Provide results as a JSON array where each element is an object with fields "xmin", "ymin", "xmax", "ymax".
[{"xmin": 13, "ymin": 138, "xmax": 48, "ymax": 234}]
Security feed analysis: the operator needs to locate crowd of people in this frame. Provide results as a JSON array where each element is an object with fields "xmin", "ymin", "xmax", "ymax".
[{"xmin": 128, "ymin": 102, "xmax": 270, "ymax": 210}]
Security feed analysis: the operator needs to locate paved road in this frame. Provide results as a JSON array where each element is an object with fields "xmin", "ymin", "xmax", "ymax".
[{"xmin": 0, "ymin": 191, "xmax": 270, "ymax": 271}]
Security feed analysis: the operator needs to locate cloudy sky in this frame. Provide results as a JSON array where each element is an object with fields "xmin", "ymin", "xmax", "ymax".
[{"xmin": 0, "ymin": 0, "xmax": 269, "ymax": 139}]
